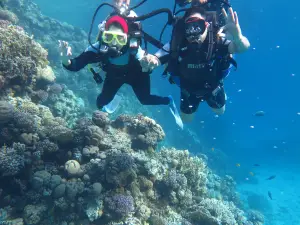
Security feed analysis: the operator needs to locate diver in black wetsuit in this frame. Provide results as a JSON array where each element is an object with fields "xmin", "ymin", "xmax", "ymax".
[
  {"xmin": 59, "ymin": 15, "xmax": 171, "ymax": 110},
  {"xmin": 156, "ymin": 6, "xmax": 250, "ymax": 122},
  {"xmin": 59, "ymin": 13, "xmax": 183, "ymax": 127}
]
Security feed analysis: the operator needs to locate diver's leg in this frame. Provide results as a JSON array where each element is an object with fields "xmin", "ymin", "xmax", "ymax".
[
  {"xmin": 179, "ymin": 90, "xmax": 201, "ymax": 123},
  {"xmin": 207, "ymin": 86, "xmax": 227, "ymax": 115},
  {"xmin": 130, "ymin": 73, "xmax": 170, "ymax": 105},
  {"xmin": 96, "ymin": 75, "xmax": 124, "ymax": 109}
]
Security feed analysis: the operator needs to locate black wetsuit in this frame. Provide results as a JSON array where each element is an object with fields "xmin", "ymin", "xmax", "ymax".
[
  {"xmin": 160, "ymin": 35, "xmax": 232, "ymax": 114},
  {"xmin": 63, "ymin": 45, "xmax": 170, "ymax": 109},
  {"xmin": 178, "ymin": 38, "xmax": 231, "ymax": 114}
]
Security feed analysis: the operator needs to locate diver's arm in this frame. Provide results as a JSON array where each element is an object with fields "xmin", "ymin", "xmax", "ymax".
[
  {"xmin": 63, "ymin": 42, "xmax": 105, "ymax": 72},
  {"xmin": 154, "ymin": 42, "xmax": 170, "ymax": 65},
  {"xmin": 155, "ymin": 42, "xmax": 181, "ymax": 77},
  {"xmin": 228, "ymin": 34, "xmax": 250, "ymax": 54},
  {"xmin": 135, "ymin": 46, "xmax": 161, "ymax": 72},
  {"xmin": 63, "ymin": 52, "xmax": 100, "ymax": 72},
  {"xmin": 221, "ymin": 7, "xmax": 250, "ymax": 54},
  {"xmin": 135, "ymin": 46, "xmax": 146, "ymax": 60}
]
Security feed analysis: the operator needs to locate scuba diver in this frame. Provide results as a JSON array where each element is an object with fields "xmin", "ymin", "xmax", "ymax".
[
  {"xmin": 155, "ymin": 6, "xmax": 250, "ymax": 122},
  {"xmin": 59, "ymin": 13, "xmax": 183, "ymax": 127}
]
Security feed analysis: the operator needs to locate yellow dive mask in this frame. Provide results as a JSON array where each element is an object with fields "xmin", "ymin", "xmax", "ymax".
[{"xmin": 102, "ymin": 30, "xmax": 128, "ymax": 46}]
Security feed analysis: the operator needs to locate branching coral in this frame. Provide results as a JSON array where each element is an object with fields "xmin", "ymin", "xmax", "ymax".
[
  {"xmin": 0, "ymin": 143, "xmax": 25, "ymax": 176},
  {"xmin": 105, "ymin": 194, "xmax": 135, "ymax": 219}
]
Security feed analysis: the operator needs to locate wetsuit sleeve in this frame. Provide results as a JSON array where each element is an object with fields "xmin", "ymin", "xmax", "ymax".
[
  {"xmin": 155, "ymin": 42, "xmax": 170, "ymax": 65},
  {"xmin": 135, "ymin": 46, "xmax": 146, "ymax": 60},
  {"xmin": 63, "ymin": 42, "xmax": 105, "ymax": 72}
]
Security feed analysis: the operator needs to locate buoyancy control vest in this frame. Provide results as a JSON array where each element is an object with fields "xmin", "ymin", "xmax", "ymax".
[
  {"xmin": 167, "ymin": 14, "xmax": 237, "ymax": 94},
  {"xmin": 178, "ymin": 37, "xmax": 232, "ymax": 93}
]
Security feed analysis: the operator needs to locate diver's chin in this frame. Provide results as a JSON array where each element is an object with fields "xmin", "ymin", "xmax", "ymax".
[{"xmin": 110, "ymin": 45, "xmax": 121, "ymax": 51}]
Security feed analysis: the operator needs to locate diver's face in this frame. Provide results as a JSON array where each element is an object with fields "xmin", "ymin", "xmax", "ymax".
[
  {"xmin": 105, "ymin": 25, "xmax": 128, "ymax": 49},
  {"xmin": 185, "ymin": 13, "xmax": 208, "ymax": 44}
]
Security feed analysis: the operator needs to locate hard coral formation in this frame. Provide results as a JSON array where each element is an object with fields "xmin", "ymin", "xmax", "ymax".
[
  {"xmin": 0, "ymin": 9, "xmax": 18, "ymax": 23},
  {"xmin": 113, "ymin": 114, "xmax": 165, "ymax": 150},
  {"xmin": 105, "ymin": 194, "xmax": 135, "ymax": 219},
  {"xmin": 185, "ymin": 198, "xmax": 247, "ymax": 225},
  {"xmin": 0, "ymin": 100, "xmax": 13, "ymax": 124},
  {"xmin": 0, "ymin": 142, "xmax": 25, "ymax": 176},
  {"xmin": 47, "ymin": 87, "xmax": 85, "ymax": 127},
  {"xmin": 0, "ymin": 19, "xmax": 51, "ymax": 95},
  {"xmin": 0, "ymin": 107, "xmax": 255, "ymax": 224},
  {"xmin": 92, "ymin": 110, "xmax": 110, "ymax": 127},
  {"xmin": 247, "ymin": 210, "xmax": 265, "ymax": 225}
]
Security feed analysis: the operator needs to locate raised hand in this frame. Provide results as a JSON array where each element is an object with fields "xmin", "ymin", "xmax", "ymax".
[
  {"xmin": 58, "ymin": 40, "xmax": 72, "ymax": 66},
  {"xmin": 219, "ymin": 7, "xmax": 242, "ymax": 40}
]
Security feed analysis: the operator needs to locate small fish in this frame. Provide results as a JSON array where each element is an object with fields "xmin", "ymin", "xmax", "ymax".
[
  {"xmin": 254, "ymin": 111, "xmax": 265, "ymax": 116},
  {"xmin": 236, "ymin": 163, "xmax": 240, "ymax": 167},
  {"xmin": 249, "ymin": 172, "xmax": 255, "ymax": 176},
  {"xmin": 253, "ymin": 164, "xmax": 260, "ymax": 167},
  {"xmin": 268, "ymin": 191, "xmax": 273, "ymax": 200},
  {"xmin": 211, "ymin": 148, "xmax": 215, "ymax": 152},
  {"xmin": 266, "ymin": 175, "xmax": 276, "ymax": 180}
]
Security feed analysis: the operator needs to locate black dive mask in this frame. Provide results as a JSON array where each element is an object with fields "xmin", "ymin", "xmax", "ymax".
[{"xmin": 184, "ymin": 18, "xmax": 206, "ymax": 41}]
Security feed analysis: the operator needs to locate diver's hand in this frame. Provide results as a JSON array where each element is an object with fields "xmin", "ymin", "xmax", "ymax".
[
  {"xmin": 219, "ymin": 8, "xmax": 250, "ymax": 53},
  {"xmin": 58, "ymin": 40, "xmax": 72, "ymax": 66},
  {"xmin": 219, "ymin": 7, "xmax": 242, "ymax": 40},
  {"xmin": 139, "ymin": 54, "xmax": 161, "ymax": 72}
]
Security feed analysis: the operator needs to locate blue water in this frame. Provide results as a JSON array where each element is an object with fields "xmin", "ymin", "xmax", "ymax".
[{"xmin": 34, "ymin": 0, "xmax": 300, "ymax": 224}]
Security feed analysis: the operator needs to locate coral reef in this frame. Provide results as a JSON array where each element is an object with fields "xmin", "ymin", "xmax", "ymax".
[
  {"xmin": 0, "ymin": 19, "xmax": 50, "ymax": 96},
  {"xmin": 105, "ymin": 194, "xmax": 135, "ymax": 219},
  {"xmin": 0, "ymin": 9, "xmax": 18, "ymax": 23},
  {"xmin": 0, "ymin": 100, "xmax": 255, "ymax": 224}
]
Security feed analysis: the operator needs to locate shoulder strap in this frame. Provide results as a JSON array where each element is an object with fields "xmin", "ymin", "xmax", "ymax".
[
  {"xmin": 170, "ymin": 17, "xmax": 185, "ymax": 59},
  {"xmin": 207, "ymin": 23, "xmax": 215, "ymax": 61}
]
